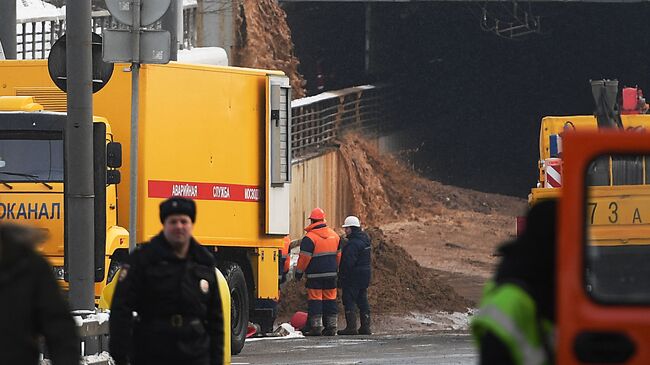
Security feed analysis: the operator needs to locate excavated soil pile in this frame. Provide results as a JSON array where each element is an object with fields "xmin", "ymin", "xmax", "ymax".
[
  {"xmin": 338, "ymin": 133, "xmax": 523, "ymax": 227},
  {"xmin": 279, "ymin": 227, "xmax": 472, "ymax": 317},
  {"xmin": 336, "ymin": 133, "xmax": 526, "ymax": 303},
  {"xmin": 235, "ymin": 0, "xmax": 305, "ymax": 98},
  {"xmin": 278, "ymin": 133, "xmax": 524, "ymax": 318}
]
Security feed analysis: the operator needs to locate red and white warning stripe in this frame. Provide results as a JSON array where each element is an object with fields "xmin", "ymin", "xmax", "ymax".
[
  {"xmin": 148, "ymin": 180, "xmax": 262, "ymax": 202},
  {"xmin": 544, "ymin": 158, "xmax": 562, "ymax": 188}
]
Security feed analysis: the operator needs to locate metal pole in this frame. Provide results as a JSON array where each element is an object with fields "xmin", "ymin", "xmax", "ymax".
[
  {"xmin": 129, "ymin": 0, "xmax": 142, "ymax": 252},
  {"xmin": 66, "ymin": 0, "xmax": 95, "ymax": 311},
  {"xmin": 0, "ymin": 0, "xmax": 17, "ymax": 59},
  {"xmin": 161, "ymin": 0, "xmax": 180, "ymax": 61},
  {"xmin": 198, "ymin": 0, "xmax": 234, "ymax": 63}
]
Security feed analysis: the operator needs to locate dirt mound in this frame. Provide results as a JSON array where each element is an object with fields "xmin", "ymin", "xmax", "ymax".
[
  {"xmin": 336, "ymin": 133, "xmax": 526, "ymax": 305},
  {"xmin": 338, "ymin": 133, "xmax": 524, "ymax": 227},
  {"xmin": 279, "ymin": 227, "xmax": 471, "ymax": 317},
  {"xmin": 235, "ymin": 0, "xmax": 306, "ymax": 98}
]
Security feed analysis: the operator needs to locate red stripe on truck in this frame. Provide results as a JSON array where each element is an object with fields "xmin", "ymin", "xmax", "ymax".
[{"xmin": 148, "ymin": 180, "xmax": 261, "ymax": 202}]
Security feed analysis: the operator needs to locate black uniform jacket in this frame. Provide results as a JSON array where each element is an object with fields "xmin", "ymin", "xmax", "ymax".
[
  {"xmin": 0, "ymin": 233, "xmax": 79, "ymax": 365},
  {"xmin": 109, "ymin": 232, "xmax": 224, "ymax": 365},
  {"xmin": 339, "ymin": 230, "xmax": 372, "ymax": 288}
]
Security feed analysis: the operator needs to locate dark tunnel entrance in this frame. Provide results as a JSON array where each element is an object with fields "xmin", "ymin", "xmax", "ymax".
[{"xmin": 283, "ymin": 3, "xmax": 650, "ymax": 197}]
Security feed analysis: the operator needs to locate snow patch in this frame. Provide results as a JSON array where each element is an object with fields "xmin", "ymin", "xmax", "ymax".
[
  {"xmin": 405, "ymin": 309, "xmax": 475, "ymax": 331},
  {"xmin": 178, "ymin": 47, "xmax": 228, "ymax": 66},
  {"xmin": 80, "ymin": 351, "xmax": 113, "ymax": 365},
  {"xmin": 17, "ymin": 0, "xmax": 198, "ymax": 21},
  {"xmin": 292, "ymin": 85, "xmax": 375, "ymax": 108},
  {"xmin": 72, "ymin": 310, "xmax": 111, "ymax": 327},
  {"xmin": 17, "ymin": 0, "xmax": 65, "ymax": 21}
]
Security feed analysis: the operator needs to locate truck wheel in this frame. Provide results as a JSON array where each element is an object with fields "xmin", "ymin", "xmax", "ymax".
[{"xmin": 222, "ymin": 262, "xmax": 249, "ymax": 355}]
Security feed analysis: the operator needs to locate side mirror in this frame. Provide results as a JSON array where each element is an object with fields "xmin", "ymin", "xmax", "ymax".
[
  {"xmin": 107, "ymin": 142, "xmax": 122, "ymax": 168},
  {"xmin": 107, "ymin": 170, "xmax": 121, "ymax": 185}
]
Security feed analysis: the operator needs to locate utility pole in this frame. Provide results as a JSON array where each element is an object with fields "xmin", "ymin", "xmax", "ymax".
[
  {"xmin": 129, "ymin": 0, "xmax": 142, "ymax": 252},
  {"xmin": 0, "ymin": 0, "xmax": 17, "ymax": 59},
  {"xmin": 161, "ymin": 0, "xmax": 182, "ymax": 61},
  {"xmin": 197, "ymin": 0, "xmax": 234, "ymax": 63},
  {"xmin": 66, "ymin": 0, "xmax": 95, "ymax": 310}
]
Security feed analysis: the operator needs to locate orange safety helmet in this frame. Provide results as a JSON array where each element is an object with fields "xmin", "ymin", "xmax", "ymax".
[{"xmin": 308, "ymin": 207, "xmax": 326, "ymax": 220}]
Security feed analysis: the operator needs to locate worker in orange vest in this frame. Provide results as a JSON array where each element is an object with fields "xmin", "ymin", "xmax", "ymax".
[
  {"xmin": 279, "ymin": 235, "xmax": 291, "ymax": 284},
  {"xmin": 295, "ymin": 207, "xmax": 341, "ymax": 336}
]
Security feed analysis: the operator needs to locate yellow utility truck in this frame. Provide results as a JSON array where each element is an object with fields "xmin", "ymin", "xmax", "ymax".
[
  {"xmin": 528, "ymin": 81, "xmax": 650, "ymax": 299},
  {"xmin": 0, "ymin": 60, "xmax": 292, "ymax": 354}
]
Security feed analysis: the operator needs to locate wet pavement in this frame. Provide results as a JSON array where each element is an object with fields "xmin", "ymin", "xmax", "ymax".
[{"xmin": 235, "ymin": 332, "xmax": 476, "ymax": 365}]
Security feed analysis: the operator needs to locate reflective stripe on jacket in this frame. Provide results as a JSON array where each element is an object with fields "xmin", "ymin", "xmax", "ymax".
[
  {"xmin": 471, "ymin": 281, "xmax": 554, "ymax": 365},
  {"xmin": 296, "ymin": 222, "xmax": 341, "ymax": 279}
]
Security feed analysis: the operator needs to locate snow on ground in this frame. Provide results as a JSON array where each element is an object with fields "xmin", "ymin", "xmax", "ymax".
[
  {"xmin": 80, "ymin": 352, "xmax": 113, "ymax": 365},
  {"xmin": 246, "ymin": 323, "xmax": 305, "ymax": 342},
  {"xmin": 404, "ymin": 309, "xmax": 475, "ymax": 331},
  {"xmin": 406, "ymin": 310, "xmax": 476, "ymax": 331}
]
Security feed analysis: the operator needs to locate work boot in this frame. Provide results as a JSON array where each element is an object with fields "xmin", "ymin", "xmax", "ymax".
[
  {"xmin": 337, "ymin": 311, "xmax": 358, "ymax": 335},
  {"xmin": 322, "ymin": 314, "xmax": 338, "ymax": 336},
  {"xmin": 304, "ymin": 315, "xmax": 323, "ymax": 336},
  {"xmin": 358, "ymin": 313, "xmax": 372, "ymax": 335}
]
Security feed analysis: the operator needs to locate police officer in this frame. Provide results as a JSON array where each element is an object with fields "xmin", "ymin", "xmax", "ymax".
[
  {"xmin": 109, "ymin": 197, "xmax": 225, "ymax": 365},
  {"xmin": 471, "ymin": 200, "xmax": 557, "ymax": 365},
  {"xmin": 295, "ymin": 207, "xmax": 341, "ymax": 336},
  {"xmin": 337, "ymin": 216, "xmax": 372, "ymax": 335}
]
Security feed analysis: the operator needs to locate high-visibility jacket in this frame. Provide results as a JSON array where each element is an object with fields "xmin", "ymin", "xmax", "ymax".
[
  {"xmin": 279, "ymin": 235, "xmax": 291, "ymax": 283},
  {"xmin": 296, "ymin": 222, "xmax": 341, "ymax": 279},
  {"xmin": 471, "ymin": 281, "xmax": 554, "ymax": 365}
]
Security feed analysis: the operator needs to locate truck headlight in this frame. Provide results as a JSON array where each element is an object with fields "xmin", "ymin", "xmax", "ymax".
[{"xmin": 52, "ymin": 266, "xmax": 65, "ymax": 280}]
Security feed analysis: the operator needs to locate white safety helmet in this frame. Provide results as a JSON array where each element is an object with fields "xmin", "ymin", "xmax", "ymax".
[{"xmin": 342, "ymin": 216, "xmax": 361, "ymax": 228}]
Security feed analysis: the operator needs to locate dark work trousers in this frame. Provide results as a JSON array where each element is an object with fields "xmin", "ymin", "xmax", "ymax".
[
  {"xmin": 342, "ymin": 286, "xmax": 370, "ymax": 314},
  {"xmin": 306, "ymin": 278, "xmax": 338, "ymax": 316}
]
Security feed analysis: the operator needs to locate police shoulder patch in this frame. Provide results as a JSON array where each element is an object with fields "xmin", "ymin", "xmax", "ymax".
[
  {"xmin": 118, "ymin": 264, "xmax": 130, "ymax": 282},
  {"xmin": 200, "ymin": 278, "xmax": 209, "ymax": 294}
]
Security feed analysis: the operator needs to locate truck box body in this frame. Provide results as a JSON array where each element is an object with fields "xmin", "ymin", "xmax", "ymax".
[
  {"xmin": 0, "ymin": 60, "xmax": 289, "ymax": 245},
  {"xmin": 0, "ymin": 60, "xmax": 292, "ymax": 353}
]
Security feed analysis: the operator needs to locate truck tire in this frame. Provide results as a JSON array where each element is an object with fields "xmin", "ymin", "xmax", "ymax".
[{"xmin": 221, "ymin": 261, "xmax": 249, "ymax": 355}]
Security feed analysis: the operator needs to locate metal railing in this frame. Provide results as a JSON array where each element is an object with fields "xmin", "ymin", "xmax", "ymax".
[
  {"xmin": 291, "ymin": 85, "xmax": 396, "ymax": 159},
  {"xmin": 38, "ymin": 312, "xmax": 110, "ymax": 365},
  {"xmin": 17, "ymin": 5, "xmax": 198, "ymax": 60}
]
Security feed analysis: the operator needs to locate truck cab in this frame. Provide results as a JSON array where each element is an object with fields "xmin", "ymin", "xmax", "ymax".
[{"xmin": 0, "ymin": 96, "xmax": 127, "ymax": 292}]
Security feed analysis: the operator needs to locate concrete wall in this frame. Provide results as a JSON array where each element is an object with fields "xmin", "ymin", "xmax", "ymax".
[{"xmin": 289, "ymin": 149, "xmax": 353, "ymax": 239}]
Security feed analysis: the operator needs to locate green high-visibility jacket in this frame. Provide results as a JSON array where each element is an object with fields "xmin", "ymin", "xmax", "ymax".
[{"xmin": 471, "ymin": 281, "xmax": 554, "ymax": 365}]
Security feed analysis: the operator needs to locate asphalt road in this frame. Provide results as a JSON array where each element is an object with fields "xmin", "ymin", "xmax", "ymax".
[{"xmin": 235, "ymin": 332, "xmax": 477, "ymax": 365}]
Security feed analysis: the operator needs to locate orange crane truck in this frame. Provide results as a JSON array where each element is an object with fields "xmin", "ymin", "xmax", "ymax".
[
  {"xmin": 0, "ymin": 59, "xmax": 292, "ymax": 354},
  {"xmin": 527, "ymin": 81, "xmax": 650, "ymax": 363}
]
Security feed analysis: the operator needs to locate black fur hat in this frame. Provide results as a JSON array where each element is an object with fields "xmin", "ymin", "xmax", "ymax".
[{"xmin": 159, "ymin": 197, "xmax": 196, "ymax": 223}]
